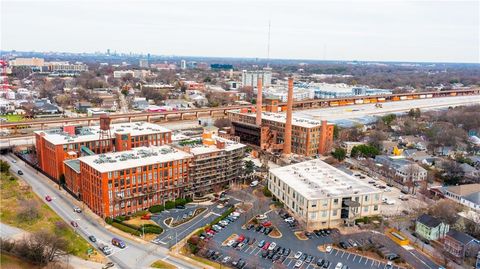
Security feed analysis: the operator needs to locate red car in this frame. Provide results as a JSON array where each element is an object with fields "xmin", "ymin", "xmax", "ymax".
[
  {"xmin": 262, "ymin": 242, "xmax": 270, "ymax": 250},
  {"xmin": 70, "ymin": 221, "xmax": 78, "ymax": 227},
  {"xmin": 236, "ymin": 234, "xmax": 245, "ymax": 243},
  {"xmin": 140, "ymin": 214, "xmax": 151, "ymax": 220},
  {"xmin": 45, "ymin": 195, "xmax": 52, "ymax": 202},
  {"xmin": 262, "ymin": 221, "xmax": 272, "ymax": 227}
]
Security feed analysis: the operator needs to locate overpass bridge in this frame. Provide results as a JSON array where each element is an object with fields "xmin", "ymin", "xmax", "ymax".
[{"xmin": 1, "ymin": 88, "xmax": 479, "ymax": 134}]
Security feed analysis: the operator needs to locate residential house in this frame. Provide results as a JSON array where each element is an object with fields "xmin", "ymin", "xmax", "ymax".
[
  {"xmin": 34, "ymin": 99, "xmax": 60, "ymax": 115},
  {"xmin": 75, "ymin": 101, "xmax": 92, "ymax": 112},
  {"xmin": 375, "ymin": 155, "xmax": 428, "ymax": 183},
  {"xmin": 342, "ymin": 141, "xmax": 364, "ymax": 157},
  {"xmin": 132, "ymin": 97, "xmax": 149, "ymax": 110},
  {"xmin": 460, "ymin": 163, "xmax": 480, "ymax": 182},
  {"xmin": 441, "ymin": 184, "xmax": 480, "ymax": 212},
  {"xmin": 415, "ymin": 214, "xmax": 450, "ymax": 241},
  {"xmin": 444, "ymin": 229, "xmax": 480, "ymax": 262}
]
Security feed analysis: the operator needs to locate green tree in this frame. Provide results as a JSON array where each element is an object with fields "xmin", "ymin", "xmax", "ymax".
[
  {"xmin": 0, "ymin": 160, "xmax": 10, "ymax": 173},
  {"xmin": 333, "ymin": 125, "xmax": 340, "ymax": 140},
  {"xmin": 381, "ymin": 114, "xmax": 396, "ymax": 126},
  {"xmin": 332, "ymin": 148, "xmax": 347, "ymax": 161},
  {"xmin": 351, "ymin": 145, "xmax": 380, "ymax": 158},
  {"xmin": 244, "ymin": 160, "xmax": 255, "ymax": 174}
]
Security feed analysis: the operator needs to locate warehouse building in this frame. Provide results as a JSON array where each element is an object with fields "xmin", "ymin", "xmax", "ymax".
[
  {"xmin": 72, "ymin": 146, "xmax": 192, "ymax": 217},
  {"xmin": 35, "ymin": 122, "xmax": 172, "ymax": 180},
  {"xmin": 268, "ymin": 159, "xmax": 382, "ymax": 230}
]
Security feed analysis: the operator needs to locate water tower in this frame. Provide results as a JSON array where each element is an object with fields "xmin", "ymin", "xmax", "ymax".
[{"xmin": 98, "ymin": 114, "xmax": 112, "ymax": 153}]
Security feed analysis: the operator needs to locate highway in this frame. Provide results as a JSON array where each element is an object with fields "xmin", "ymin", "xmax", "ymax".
[
  {"xmin": 2, "ymin": 154, "xmax": 198, "ymax": 269},
  {"xmin": 295, "ymin": 95, "xmax": 480, "ymax": 126}
]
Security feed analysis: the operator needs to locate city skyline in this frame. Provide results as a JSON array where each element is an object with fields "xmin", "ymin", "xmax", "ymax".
[{"xmin": 2, "ymin": 0, "xmax": 479, "ymax": 63}]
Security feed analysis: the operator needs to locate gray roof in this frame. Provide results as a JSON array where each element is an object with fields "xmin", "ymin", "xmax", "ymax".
[
  {"xmin": 64, "ymin": 159, "xmax": 80, "ymax": 173},
  {"xmin": 463, "ymin": 192, "xmax": 480, "ymax": 205},
  {"xmin": 447, "ymin": 230, "xmax": 478, "ymax": 245},
  {"xmin": 417, "ymin": 214, "xmax": 442, "ymax": 228}
]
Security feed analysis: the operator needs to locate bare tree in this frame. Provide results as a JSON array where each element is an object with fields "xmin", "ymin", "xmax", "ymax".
[
  {"xmin": 428, "ymin": 200, "xmax": 462, "ymax": 226},
  {"xmin": 15, "ymin": 230, "xmax": 69, "ymax": 265},
  {"xmin": 17, "ymin": 199, "xmax": 40, "ymax": 222}
]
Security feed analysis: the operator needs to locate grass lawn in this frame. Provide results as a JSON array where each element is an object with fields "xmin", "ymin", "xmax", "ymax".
[
  {"xmin": 150, "ymin": 259, "xmax": 177, "ymax": 269},
  {"xmin": 0, "ymin": 253, "xmax": 41, "ymax": 269},
  {"xmin": 0, "ymin": 172, "xmax": 98, "ymax": 260},
  {"xmin": 1, "ymin": 114, "xmax": 24, "ymax": 122}
]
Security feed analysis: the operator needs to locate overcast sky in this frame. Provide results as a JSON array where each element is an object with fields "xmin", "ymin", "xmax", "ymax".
[{"xmin": 1, "ymin": 0, "xmax": 479, "ymax": 63}]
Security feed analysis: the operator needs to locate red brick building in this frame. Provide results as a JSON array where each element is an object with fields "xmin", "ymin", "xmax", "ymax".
[{"xmin": 35, "ymin": 122, "xmax": 172, "ymax": 180}]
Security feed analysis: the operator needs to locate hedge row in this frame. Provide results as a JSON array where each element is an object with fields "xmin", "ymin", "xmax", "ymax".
[
  {"xmin": 111, "ymin": 222, "xmax": 141, "ymax": 236},
  {"xmin": 209, "ymin": 206, "xmax": 235, "ymax": 226},
  {"xmin": 148, "ymin": 198, "xmax": 193, "ymax": 213}
]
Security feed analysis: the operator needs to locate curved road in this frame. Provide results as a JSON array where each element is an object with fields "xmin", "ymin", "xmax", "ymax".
[{"xmin": 3, "ymin": 154, "xmax": 198, "ymax": 269}]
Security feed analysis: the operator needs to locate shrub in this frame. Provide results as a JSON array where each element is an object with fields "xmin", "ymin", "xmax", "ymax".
[
  {"xmin": 149, "ymin": 205, "xmax": 165, "ymax": 213},
  {"xmin": 105, "ymin": 217, "xmax": 114, "ymax": 224},
  {"xmin": 175, "ymin": 198, "xmax": 187, "ymax": 206},
  {"xmin": 132, "ymin": 210, "xmax": 148, "ymax": 217},
  {"xmin": 263, "ymin": 186, "xmax": 272, "ymax": 197},
  {"xmin": 186, "ymin": 197, "xmax": 193, "ymax": 203},
  {"xmin": 165, "ymin": 201, "xmax": 175, "ymax": 210},
  {"xmin": 141, "ymin": 224, "xmax": 163, "ymax": 234},
  {"xmin": 111, "ymin": 222, "xmax": 141, "ymax": 236}
]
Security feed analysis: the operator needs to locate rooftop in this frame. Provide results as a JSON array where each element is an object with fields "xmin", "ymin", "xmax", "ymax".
[
  {"xmin": 445, "ymin": 184, "xmax": 480, "ymax": 197},
  {"xmin": 232, "ymin": 111, "xmax": 326, "ymax": 128},
  {"xmin": 64, "ymin": 159, "xmax": 80, "ymax": 173},
  {"xmin": 180, "ymin": 135, "xmax": 245, "ymax": 155},
  {"xmin": 35, "ymin": 122, "xmax": 171, "ymax": 145},
  {"xmin": 417, "ymin": 214, "xmax": 443, "ymax": 228},
  {"xmin": 269, "ymin": 159, "xmax": 381, "ymax": 200},
  {"xmin": 447, "ymin": 229, "xmax": 478, "ymax": 245},
  {"xmin": 78, "ymin": 146, "xmax": 192, "ymax": 173}
]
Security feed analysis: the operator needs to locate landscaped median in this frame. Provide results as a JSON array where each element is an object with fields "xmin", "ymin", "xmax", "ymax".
[
  {"xmin": 150, "ymin": 259, "xmax": 177, "ymax": 269},
  {"xmin": 105, "ymin": 211, "xmax": 163, "ymax": 240},
  {"xmin": 165, "ymin": 207, "xmax": 207, "ymax": 228}
]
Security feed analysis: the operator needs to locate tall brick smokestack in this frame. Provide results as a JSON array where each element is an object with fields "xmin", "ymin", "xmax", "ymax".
[
  {"xmin": 283, "ymin": 77, "xmax": 294, "ymax": 155},
  {"xmin": 256, "ymin": 77, "xmax": 263, "ymax": 126}
]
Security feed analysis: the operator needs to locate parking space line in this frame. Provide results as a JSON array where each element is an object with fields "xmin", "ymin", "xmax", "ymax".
[
  {"xmin": 346, "ymin": 253, "xmax": 350, "ymax": 260},
  {"xmin": 286, "ymin": 259, "xmax": 293, "ymax": 266},
  {"xmin": 249, "ymin": 247, "xmax": 256, "ymax": 254},
  {"xmin": 358, "ymin": 257, "xmax": 363, "ymax": 263},
  {"xmin": 365, "ymin": 258, "xmax": 369, "ymax": 264},
  {"xmin": 335, "ymin": 250, "xmax": 340, "ymax": 256},
  {"xmin": 352, "ymin": 254, "xmax": 356, "ymax": 261},
  {"xmin": 254, "ymin": 248, "xmax": 261, "ymax": 255},
  {"xmin": 283, "ymin": 258, "xmax": 290, "ymax": 265},
  {"xmin": 243, "ymin": 246, "xmax": 251, "ymax": 252},
  {"xmin": 341, "ymin": 251, "xmax": 345, "ymax": 258}
]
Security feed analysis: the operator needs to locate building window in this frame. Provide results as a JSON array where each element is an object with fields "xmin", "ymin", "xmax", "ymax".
[
  {"xmin": 332, "ymin": 209, "xmax": 337, "ymax": 216},
  {"xmin": 364, "ymin": 195, "xmax": 369, "ymax": 202},
  {"xmin": 374, "ymin": 205, "xmax": 379, "ymax": 211},
  {"xmin": 333, "ymin": 198, "xmax": 339, "ymax": 205},
  {"xmin": 363, "ymin": 206, "xmax": 369, "ymax": 212},
  {"xmin": 311, "ymin": 201, "xmax": 317, "ymax": 208}
]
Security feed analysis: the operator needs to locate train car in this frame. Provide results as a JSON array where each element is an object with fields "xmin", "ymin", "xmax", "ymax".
[
  {"xmin": 400, "ymin": 96, "xmax": 408, "ymax": 100},
  {"xmin": 419, "ymin": 95, "xmax": 426, "ymax": 99},
  {"xmin": 377, "ymin": 97, "xmax": 386, "ymax": 102},
  {"xmin": 355, "ymin": 99, "xmax": 364, "ymax": 104},
  {"xmin": 329, "ymin": 101, "xmax": 339, "ymax": 106},
  {"xmin": 426, "ymin": 94, "xmax": 433, "ymax": 98}
]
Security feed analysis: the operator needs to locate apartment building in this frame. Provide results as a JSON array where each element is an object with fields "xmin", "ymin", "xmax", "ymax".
[
  {"xmin": 229, "ymin": 111, "xmax": 334, "ymax": 156},
  {"xmin": 268, "ymin": 159, "xmax": 382, "ymax": 230},
  {"xmin": 35, "ymin": 122, "xmax": 172, "ymax": 180},
  {"xmin": 175, "ymin": 132, "xmax": 245, "ymax": 197},
  {"xmin": 72, "ymin": 146, "xmax": 192, "ymax": 217}
]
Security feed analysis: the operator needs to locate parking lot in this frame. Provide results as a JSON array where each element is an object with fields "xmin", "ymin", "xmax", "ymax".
[
  {"xmin": 151, "ymin": 198, "xmax": 239, "ymax": 247},
  {"xmin": 347, "ymin": 170, "xmax": 428, "ymax": 216},
  {"xmin": 200, "ymin": 208, "xmax": 404, "ymax": 269}
]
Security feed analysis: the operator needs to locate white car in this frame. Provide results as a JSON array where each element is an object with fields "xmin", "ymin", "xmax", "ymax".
[
  {"xmin": 294, "ymin": 260, "xmax": 303, "ymax": 268},
  {"xmin": 250, "ymin": 180, "xmax": 259, "ymax": 187},
  {"xmin": 222, "ymin": 256, "xmax": 231, "ymax": 264},
  {"xmin": 335, "ymin": 262, "xmax": 343, "ymax": 269},
  {"xmin": 325, "ymin": 245, "xmax": 333, "ymax": 253},
  {"xmin": 268, "ymin": 242, "xmax": 276, "ymax": 251},
  {"xmin": 255, "ymin": 214, "xmax": 267, "ymax": 220},
  {"xmin": 226, "ymin": 240, "xmax": 235, "ymax": 247},
  {"xmin": 285, "ymin": 217, "xmax": 295, "ymax": 223},
  {"xmin": 294, "ymin": 251, "xmax": 302, "ymax": 259}
]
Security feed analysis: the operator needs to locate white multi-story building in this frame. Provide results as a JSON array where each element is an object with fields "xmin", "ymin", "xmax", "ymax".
[
  {"xmin": 180, "ymin": 60, "xmax": 187, "ymax": 70},
  {"xmin": 241, "ymin": 69, "xmax": 272, "ymax": 88},
  {"xmin": 268, "ymin": 159, "xmax": 382, "ymax": 230},
  {"xmin": 262, "ymin": 87, "xmax": 314, "ymax": 102},
  {"xmin": 46, "ymin": 61, "xmax": 88, "ymax": 72}
]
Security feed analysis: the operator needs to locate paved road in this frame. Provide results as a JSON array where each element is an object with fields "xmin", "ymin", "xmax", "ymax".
[
  {"xmin": 0, "ymin": 222, "xmax": 24, "ymax": 239},
  {"xmin": 3, "ymin": 154, "xmax": 198, "ymax": 269}
]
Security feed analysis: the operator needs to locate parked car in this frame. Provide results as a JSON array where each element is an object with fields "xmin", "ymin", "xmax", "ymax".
[
  {"xmin": 261, "ymin": 251, "xmax": 269, "ymax": 258},
  {"xmin": 140, "ymin": 214, "xmax": 151, "ymax": 220},
  {"xmin": 262, "ymin": 242, "xmax": 270, "ymax": 250},
  {"xmin": 335, "ymin": 262, "xmax": 343, "ymax": 269},
  {"xmin": 294, "ymin": 251, "xmax": 302, "ymax": 259},
  {"xmin": 283, "ymin": 248, "xmax": 291, "ymax": 256},
  {"xmin": 102, "ymin": 262, "xmax": 115, "ymax": 269},
  {"xmin": 256, "ymin": 214, "xmax": 267, "ymax": 220},
  {"xmin": 112, "ymin": 238, "xmax": 126, "ymax": 248},
  {"xmin": 257, "ymin": 240, "xmax": 265, "ymax": 248},
  {"xmin": 222, "ymin": 256, "xmax": 231, "ymax": 264},
  {"xmin": 323, "ymin": 260, "xmax": 330, "ymax": 268},
  {"xmin": 339, "ymin": 241, "xmax": 348, "ymax": 249},
  {"xmin": 316, "ymin": 258, "xmax": 325, "ymax": 266},
  {"xmin": 299, "ymin": 253, "xmax": 307, "ymax": 261},
  {"xmin": 294, "ymin": 260, "xmax": 303, "ymax": 268},
  {"xmin": 268, "ymin": 242, "xmax": 276, "ymax": 251},
  {"xmin": 325, "ymin": 246, "xmax": 333, "ymax": 253},
  {"xmin": 88, "ymin": 235, "xmax": 97, "ymax": 242},
  {"xmin": 348, "ymin": 239, "xmax": 357, "ymax": 247},
  {"xmin": 247, "ymin": 224, "xmax": 254, "ymax": 230},
  {"xmin": 306, "ymin": 255, "xmax": 314, "ymax": 263}
]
